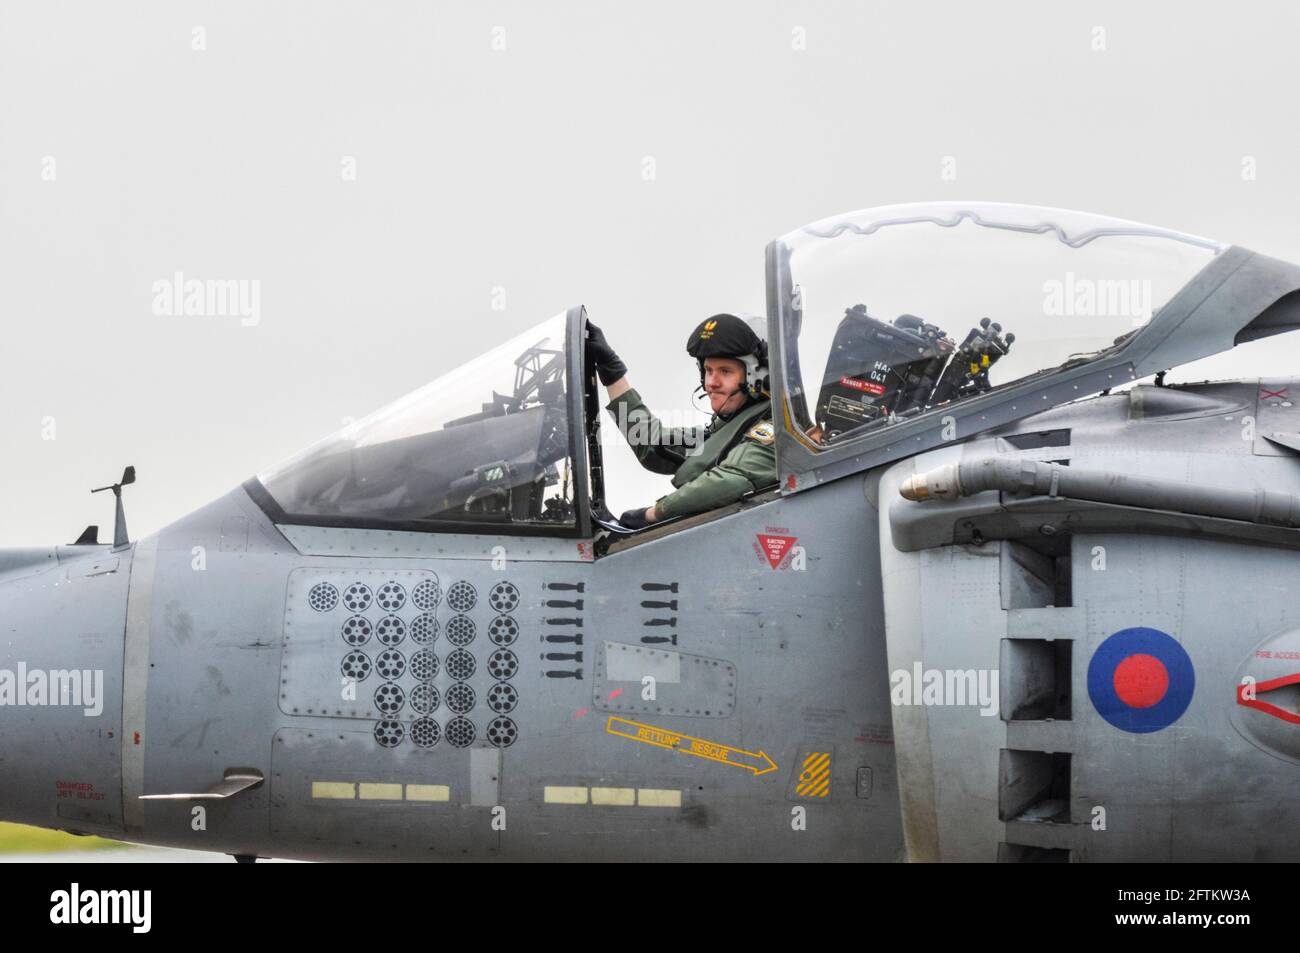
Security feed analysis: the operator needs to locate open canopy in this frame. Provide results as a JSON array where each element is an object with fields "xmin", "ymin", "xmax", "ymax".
[
  {"xmin": 777, "ymin": 202, "xmax": 1222, "ymax": 446},
  {"xmin": 768, "ymin": 202, "xmax": 1300, "ymax": 488}
]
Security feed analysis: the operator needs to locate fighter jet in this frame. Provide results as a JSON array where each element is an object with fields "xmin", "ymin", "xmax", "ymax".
[{"xmin": 5, "ymin": 201, "xmax": 1300, "ymax": 861}]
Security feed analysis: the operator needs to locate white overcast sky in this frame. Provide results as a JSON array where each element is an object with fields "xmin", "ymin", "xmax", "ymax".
[{"xmin": 3, "ymin": 0, "xmax": 1300, "ymax": 545}]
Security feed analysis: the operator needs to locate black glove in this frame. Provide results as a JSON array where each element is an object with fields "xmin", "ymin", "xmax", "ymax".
[
  {"xmin": 586, "ymin": 320, "xmax": 628, "ymax": 386},
  {"xmin": 619, "ymin": 507, "xmax": 650, "ymax": 530}
]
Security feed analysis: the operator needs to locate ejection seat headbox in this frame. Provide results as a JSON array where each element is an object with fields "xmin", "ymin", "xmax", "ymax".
[{"xmin": 815, "ymin": 304, "xmax": 954, "ymax": 442}]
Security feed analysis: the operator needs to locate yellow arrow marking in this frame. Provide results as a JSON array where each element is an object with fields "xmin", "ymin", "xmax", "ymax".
[{"xmin": 604, "ymin": 716, "xmax": 777, "ymax": 776}]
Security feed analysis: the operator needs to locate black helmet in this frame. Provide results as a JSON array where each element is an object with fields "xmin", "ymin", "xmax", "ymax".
[{"xmin": 685, "ymin": 313, "xmax": 769, "ymax": 401}]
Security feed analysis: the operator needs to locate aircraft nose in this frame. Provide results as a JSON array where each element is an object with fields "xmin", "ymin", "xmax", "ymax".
[{"xmin": 0, "ymin": 546, "xmax": 130, "ymax": 835}]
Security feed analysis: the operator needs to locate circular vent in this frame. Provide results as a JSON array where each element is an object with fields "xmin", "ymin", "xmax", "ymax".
[
  {"xmin": 341, "ymin": 615, "xmax": 372, "ymax": 646},
  {"xmin": 410, "ymin": 682, "xmax": 440, "ymax": 714},
  {"xmin": 374, "ymin": 719, "xmax": 404, "ymax": 748},
  {"xmin": 409, "ymin": 649, "xmax": 439, "ymax": 682},
  {"xmin": 375, "ymin": 649, "xmax": 406, "ymax": 680},
  {"xmin": 309, "ymin": 582, "xmax": 339, "ymax": 612},
  {"xmin": 340, "ymin": 651, "xmax": 372, "ymax": 681},
  {"xmin": 446, "ymin": 615, "xmax": 476, "ymax": 647},
  {"xmin": 486, "ymin": 716, "xmax": 518, "ymax": 748},
  {"xmin": 487, "ymin": 683, "xmax": 518, "ymax": 714},
  {"xmin": 412, "ymin": 578, "xmax": 442, "ymax": 611},
  {"xmin": 375, "ymin": 615, "xmax": 406, "ymax": 646},
  {"xmin": 343, "ymin": 583, "xmax": 373, "ymax": 612},
  {"xmin": 487, "ymin": 649, "xmax": 519, "ymax": 681},
  {"xmin": 411, "ymin": 716, "xmax": 440, "ymax": 748},
  {"xmin": 446, "ymin": 681, "xmax": 476, "ymax": 714},
  {"xmin": 376, "ymin": 581, "xmax": 407, "ymax": 611},
  {"xmin": 445, "ymin": 648, "xmax": 476, "ymax": 681},
  {"xmin": 374, "ymin": 681, "xmax": 405, "ymax": 715},
  {"xmin": 410, "ymin": 613, "xmax": 439, "ymax": 645},
  {"xmin": 445, "ymin": 716, "xmax": 475, "ymax": 748},
  {"xmin": 447, "ymin": 581, "xmax": 477, "ymax": 613},
  {"xmin": 488, "ymin": 581, "xmax": 520, "ymax": 613},
  {"xmin": 488, "ymin": 615, "xmax": 519, "ymax": 646}
]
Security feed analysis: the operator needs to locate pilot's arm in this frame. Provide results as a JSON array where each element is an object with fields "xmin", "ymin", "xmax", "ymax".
[
  {"xmin": 587, "ymin": 321, "xmax": 707, "ymax": 475},
  {"xmin": 604, "ymin": 387, "xmax": 707, "ymax": 476},
  {"xmin": 649, "ymin": 420, "xmax": 776, "ymax": 521}
]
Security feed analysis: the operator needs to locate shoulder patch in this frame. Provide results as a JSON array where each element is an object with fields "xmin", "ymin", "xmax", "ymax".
[{"xmin": 744, "ymin": 420, "xmax": 775, "ymax": 445}]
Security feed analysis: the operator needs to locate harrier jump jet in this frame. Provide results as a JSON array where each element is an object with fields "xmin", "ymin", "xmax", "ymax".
[{"xmin": 4, "ymin": 202, "xmax": 1300, "ymax": 861}]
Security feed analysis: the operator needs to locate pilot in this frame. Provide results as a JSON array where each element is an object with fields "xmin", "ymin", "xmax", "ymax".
[{"xmin": 587, "ymin": 313, "xmax": 777, "ymax": 529}]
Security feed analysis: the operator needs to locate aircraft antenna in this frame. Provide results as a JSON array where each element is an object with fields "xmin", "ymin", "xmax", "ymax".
[{"xmin": 91, "ymin": 465, "xmax": 136, "ymax": 551}]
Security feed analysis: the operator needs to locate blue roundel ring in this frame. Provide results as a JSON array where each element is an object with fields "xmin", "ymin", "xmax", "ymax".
[{"xmin": 1087, "ymin": 627, "xmax": 1195, "ymax": 734}]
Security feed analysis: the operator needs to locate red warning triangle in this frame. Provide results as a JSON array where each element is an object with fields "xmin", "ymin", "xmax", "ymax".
[{"xmin": 757, "ymin": 534, "xmax": 797, "ymax": 569}]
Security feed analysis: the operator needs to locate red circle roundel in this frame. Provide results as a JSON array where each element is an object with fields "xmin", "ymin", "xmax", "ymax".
[{"xmin": 1087, "ymin": 627, "xmax": 1194, "ymax": 733}]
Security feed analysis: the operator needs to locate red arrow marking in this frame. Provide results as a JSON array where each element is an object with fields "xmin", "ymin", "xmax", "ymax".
[{"xmin": 1236, "ymin": 671, "xmax": 1300, "ymax": 724}]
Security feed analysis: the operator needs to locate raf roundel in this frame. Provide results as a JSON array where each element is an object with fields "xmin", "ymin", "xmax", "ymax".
[{"xmin": 1087, "ymin": 627, "xmax": 1195, "ymax": 734}]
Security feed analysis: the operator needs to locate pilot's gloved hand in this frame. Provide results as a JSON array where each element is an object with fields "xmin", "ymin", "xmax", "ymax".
[
  {"xmin": 586, "ymin": 321, "xmax": 628, "ymax": 386},
  {"xmin": 619, "ymin": 507, "xmax": 651, "ymax": 530}
]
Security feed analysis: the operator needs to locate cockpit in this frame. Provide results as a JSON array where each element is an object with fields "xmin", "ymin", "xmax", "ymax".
[{"xmin": 247, "ymin": 201, "xmax": 1300, "ymax": 541}]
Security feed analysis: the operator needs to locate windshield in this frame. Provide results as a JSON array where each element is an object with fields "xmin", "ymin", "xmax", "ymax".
[
  {"xmin": 257, "ymin": 312, "xmax": 578, "ymax": 530},
  {"xmin": 778, "ymin": 203, "xmax": 1223, "ymax": 447}
]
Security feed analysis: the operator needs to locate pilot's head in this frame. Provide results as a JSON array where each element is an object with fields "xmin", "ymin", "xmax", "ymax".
[{"xmin": 686, "ymin": 313, "xmax": 769, "ymax": 416}]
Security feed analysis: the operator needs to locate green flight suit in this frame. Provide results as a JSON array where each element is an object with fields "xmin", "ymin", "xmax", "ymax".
[{"xmin": 605, "ymin": 387, "xmax": 777, "ymax": 520}]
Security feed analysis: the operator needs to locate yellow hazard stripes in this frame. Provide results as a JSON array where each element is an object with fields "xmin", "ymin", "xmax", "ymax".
[{"xmin": 795, "ymin": 752, "xmax": 831, "ymax": 798}]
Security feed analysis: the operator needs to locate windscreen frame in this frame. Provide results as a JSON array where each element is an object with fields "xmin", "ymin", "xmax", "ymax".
[{"xmin": 244, "ymin": 307, "xmax": 594, "ymax": 539}]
